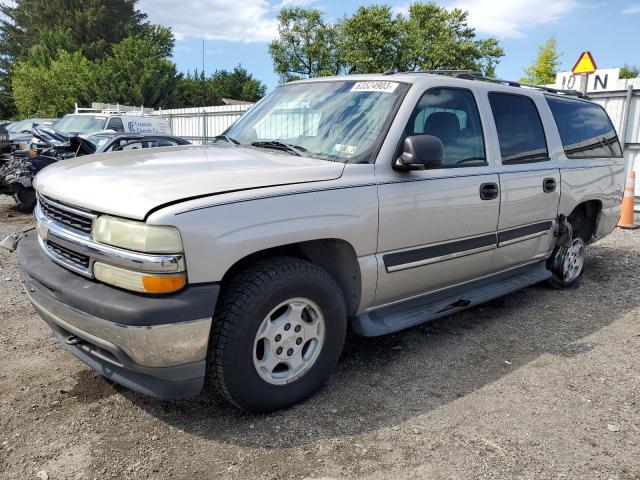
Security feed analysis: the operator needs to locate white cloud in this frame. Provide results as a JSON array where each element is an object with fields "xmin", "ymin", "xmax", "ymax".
[
  {"xmin": 450, "ymin": 0, "xmax": 577, "ymax": 38},
  {"xmin": 623, "ymin": 3, "xmax": 640, "ymax": 13},
  {"xmin": 139, "ymin": 0, "xmax": 279, "ymax": 43}
]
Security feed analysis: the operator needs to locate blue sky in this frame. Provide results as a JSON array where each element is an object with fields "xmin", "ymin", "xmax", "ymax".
[{"xmin": 140, "ymin": 0, "xmax": 640, "ymax": 91}]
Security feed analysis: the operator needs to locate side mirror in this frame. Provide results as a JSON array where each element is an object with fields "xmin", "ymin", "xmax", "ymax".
[{"xmin": 394, "ymin": 134, "xmax": 445, "ymax": 172}]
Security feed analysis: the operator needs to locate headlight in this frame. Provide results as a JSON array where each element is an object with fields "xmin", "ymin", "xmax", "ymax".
[
  {"xmin": 92, "ymin": 215, "xmax": 183, "ymax": 253},
  {"xmin": 94, "ymin": 262, "xmax": 186, "ymax": 294}
]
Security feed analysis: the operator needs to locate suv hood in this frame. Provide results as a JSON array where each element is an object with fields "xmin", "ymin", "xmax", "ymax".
[{"xmin": 34, "ymin": 145, "xmax": 345, "ymax": 220}]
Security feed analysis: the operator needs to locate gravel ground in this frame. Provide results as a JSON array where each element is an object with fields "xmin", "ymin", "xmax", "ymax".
[{"xmin": 0, "ymin": 195, "xmax": 639, "ymax": 480}]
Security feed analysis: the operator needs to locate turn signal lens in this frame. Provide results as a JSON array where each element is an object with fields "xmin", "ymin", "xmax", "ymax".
[
  {"xmin": 94, "ymin": 262, "xmax": 186, "ymax": 294},
  {"xmin": 142, "ymin": 275, "xmax": 187, "ymax": 294}
]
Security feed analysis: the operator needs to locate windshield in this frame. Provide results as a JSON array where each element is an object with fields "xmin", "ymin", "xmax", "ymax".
[
  {"xmin": 6, "ymin": 120, "xmax": 32, "ymax": 133},
  {"xmin": 224, "ymin": 80, "xmax": 407, "ymax": 162},
  {"xmin": 56, "ymin": 115, "xmax": 107, "ymax": 134}
]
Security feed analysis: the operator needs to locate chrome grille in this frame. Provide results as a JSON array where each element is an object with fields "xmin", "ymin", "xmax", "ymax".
[
  {"xmin": 46, "ymin": 240, "xmax": 90, "ymax": 269},
  {"xmin": 39, "ymin": 195, "xmax": 94, "ymax": 234},
  {"xmin": 35, "ymin": 195, "xmax": 186, "ymax": 280}
]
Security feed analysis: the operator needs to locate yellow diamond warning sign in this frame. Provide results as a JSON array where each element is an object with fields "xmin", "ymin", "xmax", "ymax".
[{"xmin": 572, "ymin": 51, "xmax": 597, "ymax": 75}]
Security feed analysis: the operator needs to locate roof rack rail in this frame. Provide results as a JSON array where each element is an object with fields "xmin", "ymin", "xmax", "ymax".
[{"xmin": 393, "ymin": 70, "xmax": 587, "ymax": 98}]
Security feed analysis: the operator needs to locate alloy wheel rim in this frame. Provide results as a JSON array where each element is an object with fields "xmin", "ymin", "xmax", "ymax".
[
  {"xmin": 253, "ymin": 298, "xmax": 325, "ymax": 385},
  {"xmin": 562, "ymin": 237, "xmax": 585, "ymax": 283}
]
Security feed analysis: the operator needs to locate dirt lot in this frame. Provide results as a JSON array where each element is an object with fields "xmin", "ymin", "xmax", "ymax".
[{"xmin": 0, "ymin": 196, "xmax": 639, "ymax": 480}]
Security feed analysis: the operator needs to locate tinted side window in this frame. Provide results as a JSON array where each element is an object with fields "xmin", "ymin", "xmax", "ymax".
[
  {"xmin": 546, "ymin": 96, "xmax": 622, "ymax": 158},
  {"xmin": 489, "ymin": 93, "xmax": 548, "ymax": 164},
  {"xmin": 407, "ymin": 88, "xmax": 486, "ymax": 168},
  {"xmin": 106, "ymin": 118, "xmax": 125, "ymax": 132}
]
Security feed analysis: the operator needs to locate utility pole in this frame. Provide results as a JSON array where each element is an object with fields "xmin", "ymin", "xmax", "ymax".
[{"xmin": 202, "ymin": 39, "xmax": 207, "ymax": 143}]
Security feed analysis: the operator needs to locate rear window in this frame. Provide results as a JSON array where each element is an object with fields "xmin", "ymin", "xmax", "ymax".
[
  {"xmin": 488, "ymin": 93, "xmax": 549, "ymax": 165},
  {"xmin": 546, "ymin": 96, "xmax": 622, "ymax": 158}
]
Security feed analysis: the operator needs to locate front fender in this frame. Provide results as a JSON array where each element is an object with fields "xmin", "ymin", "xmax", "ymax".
[{"xmin": 148, "ymin": 181, "xmax": 379, "ymax": 284}]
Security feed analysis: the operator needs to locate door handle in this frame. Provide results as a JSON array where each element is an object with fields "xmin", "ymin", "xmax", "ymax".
[
  {"xmin": 479, "ymin": 182, "xmax": 499, "ymax": 200},
  {"xmin": 543, "ymin": 178, "xmax": 557, "ymax": 193}
]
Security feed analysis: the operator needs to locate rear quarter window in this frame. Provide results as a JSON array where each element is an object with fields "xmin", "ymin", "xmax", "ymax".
[
  {"xmin": 545, "ymin": 96, "xmax": 622, "ymax": 158},
  {"xmin": 488, "ymin": 92, "xmax": 549, "ymax": 165}
]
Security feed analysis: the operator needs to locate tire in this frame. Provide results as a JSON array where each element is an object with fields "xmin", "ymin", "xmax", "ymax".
[
  {"xmin": 13, "ymin": 185, "xmax": 36, "ymax": 213},
  {"xmin": 208, "ymin": 256, "xmax": 347, "ymax": 413},
  {"xmin": 547, "ymin": 236, "xmax": 586, "ymax": 289}
]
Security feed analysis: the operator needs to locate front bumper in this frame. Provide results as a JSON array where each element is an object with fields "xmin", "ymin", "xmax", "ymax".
[{"xmin": 17, "ymin": 230, "xmax": 219, "ymax": 398}]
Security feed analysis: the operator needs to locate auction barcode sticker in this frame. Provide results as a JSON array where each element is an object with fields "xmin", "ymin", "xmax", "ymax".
[{"xmin": 351, "ymin": 81, "xmax": 399, "ymax": 93}]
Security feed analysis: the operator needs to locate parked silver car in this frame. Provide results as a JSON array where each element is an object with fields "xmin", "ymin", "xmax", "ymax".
[{"xmin": 9, "ymin": 72, "xmax": 625, "ymax": 413}]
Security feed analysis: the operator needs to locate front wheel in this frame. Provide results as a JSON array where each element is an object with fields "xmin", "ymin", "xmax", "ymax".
[
  {"xmin": 548, "ymin": 237, "xmax": 585, "ymax": 288},
  {"xmin": 208, "ymin": 257, "xmax": 347, "ymax": 413}
]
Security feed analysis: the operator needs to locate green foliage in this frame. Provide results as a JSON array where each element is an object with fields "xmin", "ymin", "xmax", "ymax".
[
  {"xmin": 0, "ymin": 0, "xmax": 147, "ymax": 117},
  {"xmin": 402, "ymin": 3, "xmax": 503, "ymax": 75},
  {"xmin": 338, "ymin": 5, "xmax": 404, "ymax": 74},
  {"xmin": 268, "ymin": 2, "xmax": 504, "ymax": 81},
  {"xmin": 619, "ymin": 64, "xmax": 640, "ymax": 80},
  {"xmin": 12, "ymin": 50, "xmax": 96, "ymax": 117},
  {"xmin": 0, "ymin": 0, "xmax": 266, "ymax": 117},
  {"xmin": 209, "ymin": 66, "xmax": 267, "ymax": 103},
  {"xmin": 0, "ymin": 0, "xmax": 146, "ymax": 62},
  {"xmin": 176, "ymin": 66, "xmax": 267, "ymax": 107},
  {"xmin": 95, "ymin": 32, "xmax": 180, "ymax": 108},
  {"xmin": 520, "ymin": 37, "xmax": 561, "ymax": 85},
  {"xmin": 269, "ymin": 7, "xmax": 342, "ymax": 82}
]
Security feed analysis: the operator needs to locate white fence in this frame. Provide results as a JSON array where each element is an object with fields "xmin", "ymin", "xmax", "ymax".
[
  {"xmin": 153, "ymin": 104, "xmax": 253, "ymax": 143},
  {"xmin": 590, "ymin": 79, "xmax": 640, "ymax": 207}
]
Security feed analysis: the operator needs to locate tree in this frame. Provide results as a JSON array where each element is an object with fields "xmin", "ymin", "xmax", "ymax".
[
  {"xmin": 268, "ymin": 7, "xmax": 341, "ymax": 82},
  {"xmin": 0, "ymin": 0, "xmax": 146, "ymax": 62},
  {"xmin": 96, "ymin": 30, "xmax": 180, "ymax": 108},
  {"xmin": 209, "ymin": 66, "xmax": 266, "ymax": 102},
  {"xmin": 520, "ymin": 37, "xmax": 561, "ymax": 85},
  {"xmin": 338, "ymin": 5, "xmax": 404, "ymax": 74},
  {"xmin": 619, "ymin": 64, "xmax": 640, "ymax": 79},
  {"xmin": 12, "ymin": 50, "xmax": 96, "ymax": 117},
  {"xmin": 175, "ymin": 66, "xmax": 267, "ymax": 107},
  {"xmin": 268, "ymin": 3, "xmax": 504, "ymax": 82},
  {"xmin": 0, "ymin": 0, "xmax": 148, "ymax": 117},
  {"xmin": 402, "ymin": 3, "xmax": 503, "ymax": 75}
]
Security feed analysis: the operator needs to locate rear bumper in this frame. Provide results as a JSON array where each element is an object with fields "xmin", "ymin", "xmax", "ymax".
[{"xmin": 17, "ymin": 230, "xmax": 219, "ymax": 399}]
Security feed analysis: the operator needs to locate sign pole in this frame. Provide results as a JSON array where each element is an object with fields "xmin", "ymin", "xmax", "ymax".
[
  {"xmin": 571, "ymin": 51, "xmax": 597, "ymax": 95},
  {"xmin": 579, "ymin": 74, "xmax": 589, "ymax": 96}
]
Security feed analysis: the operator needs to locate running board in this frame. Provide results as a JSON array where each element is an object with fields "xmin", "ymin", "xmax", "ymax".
[{"xmin": 351, "ymin": 261, "xmax": 551, "ymax": 337}]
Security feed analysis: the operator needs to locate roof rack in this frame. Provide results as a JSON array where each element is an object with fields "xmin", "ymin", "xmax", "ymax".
[
  {"xmin": 391, "ymin": 70, "xmax": 587, "ymax": 98},
  {"xmin": 73, "ymin": 102, "xmax": 156, "ymax": 116}
]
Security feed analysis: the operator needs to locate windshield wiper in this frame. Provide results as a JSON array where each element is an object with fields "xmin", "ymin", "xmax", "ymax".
[
  {"xmin": 213, "ymin": 135, "xmax": 240, "ymax": 145},
  {"xmin": 250, "ymin": 140, "xmax": 306, "ymax": 157}
]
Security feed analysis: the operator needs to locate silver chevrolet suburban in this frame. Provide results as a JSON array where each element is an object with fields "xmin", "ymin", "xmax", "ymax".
[{"xmin": 10, "ymin": 72, "xmax": 625, "ymax": 413}]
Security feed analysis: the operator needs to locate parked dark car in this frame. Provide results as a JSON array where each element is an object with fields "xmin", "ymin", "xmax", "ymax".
[
  {"xmin": 0, "ymin": 129, "xmax": 190, "ymax": 211},
  {"xmin": 86, "ymin": 132, "xmax": 190, "ymax": 152}
]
